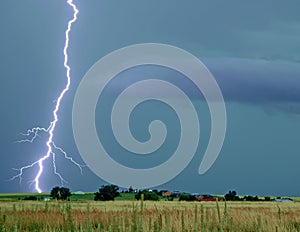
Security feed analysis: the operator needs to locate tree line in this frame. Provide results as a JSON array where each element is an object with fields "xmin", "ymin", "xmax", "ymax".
[{"xmin": 20, "ymin": 185, "xmax": 288, "ymax": 202}]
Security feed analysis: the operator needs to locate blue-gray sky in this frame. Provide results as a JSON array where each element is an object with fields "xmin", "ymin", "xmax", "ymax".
[{"xmin": 0, "ymin": 0, "xmax": 300, "ymax": 196}]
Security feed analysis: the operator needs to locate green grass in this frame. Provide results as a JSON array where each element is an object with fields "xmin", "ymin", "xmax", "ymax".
[
  {"xmin": 115, "ymin": 193, "xmax": 136, "ymax": 201},
  {"xmin": 1, "ymin": 192, "xmax": 299, "ymax": 203},
  {"xmin": 70, "ymin": 193, "xmax": 94, "ymax": 201},
  {"xmin": 0, "ymin": 192, "xmax": 137, "ymax": 202},
  {"xmin": 0, "ymin": 193, "xmax": 50, "ymax": 201}
]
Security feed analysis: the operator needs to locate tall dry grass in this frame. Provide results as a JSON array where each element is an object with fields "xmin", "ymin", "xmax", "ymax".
[{"xmin": 0, "ymin": 200, "xmax": 299, "ymax": 231}]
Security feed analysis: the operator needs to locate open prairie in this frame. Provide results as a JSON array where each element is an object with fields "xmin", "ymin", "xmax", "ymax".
[{"xmin": 0, "ymin": 197, "xmax": 299, "ymax": 231}]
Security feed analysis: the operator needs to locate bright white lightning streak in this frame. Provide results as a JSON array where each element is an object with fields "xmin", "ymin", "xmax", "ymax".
[
  {"xmin": 11, "ymin": 0, "xmax": 79, "ymax": 193},
  {"xmin": 52, "ymin": 142, "xmax": 84, "ymax": 175},
  {"xmin": 15, "ymin": 125, "xmax": 51, "ymax": 143}
]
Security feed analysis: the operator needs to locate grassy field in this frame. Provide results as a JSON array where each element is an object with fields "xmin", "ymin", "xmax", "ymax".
[
  {"xmin": 0, "ymin": 194, "xmax": 299, "ymax": 231},
  {"xmin": 0, "ymin": 192, "xmax": 136, "ymax": 202}
]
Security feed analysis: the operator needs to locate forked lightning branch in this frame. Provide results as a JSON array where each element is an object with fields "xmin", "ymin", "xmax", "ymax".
[
  {"xmin": 10, "ymin": 1, "xmax": 227, "ymax": 193},
  {"xmin": 10, "ymin": 0, "xmax": 82, "ymax": 193}
]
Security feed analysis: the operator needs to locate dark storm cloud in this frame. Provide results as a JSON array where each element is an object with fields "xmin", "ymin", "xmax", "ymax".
[
  {"xmin": 71, "ymin": 0, "xmax": 300, "ymax": 64},
  {"xmin": 0, "ymin": 0, "xmax": 300, "ymax": 195},
  {"xmin": 97, "ymin": 57, "xmax": 300, "ymax": 116},
  {"xmin": 72, "ymin": 0, "xmax": 300, "ymax": 116},
  {"xmin": 204, "ymin": 58, "xmax": 300, "ymax": 104}
]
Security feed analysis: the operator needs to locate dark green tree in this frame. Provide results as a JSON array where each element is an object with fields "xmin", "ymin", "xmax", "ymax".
[
  {"xmin": 94, "ymin": 185, "xmax": 120, "ymax": 201},
  {"xmin": 225, "ymin": 190, "xmax": 239, "ymax": 201},
  {"xmin": 135, "ymin": 190, "xmax": 159, "ymax": 201},
  {"xmin": 50, "ymin": 186, "xmax": 61, "ymax": 200},
  {"xmin": 50, "ymin": 186, "xmax": 71, "ymax": 200},
  {"xmin": 60, "ymin": 187, "xmax": 72, "ymax": 200},
  {"xmin": 128, "ymin": 186, "xmax": 134, "ymax": 193},
  {"xmin": 179, "ymin": 193, "xmax": 197, "ymax": 201}
]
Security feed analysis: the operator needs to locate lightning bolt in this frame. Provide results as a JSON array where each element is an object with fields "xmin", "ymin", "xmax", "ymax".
[{"xmin": 11, "ymin": 0, "xmax": 80, "ymax": 193}]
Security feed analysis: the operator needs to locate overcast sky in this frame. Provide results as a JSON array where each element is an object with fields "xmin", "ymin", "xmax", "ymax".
[{"xmin": 0, "ymin": 0, "xmax": 300, "ymax": 196}]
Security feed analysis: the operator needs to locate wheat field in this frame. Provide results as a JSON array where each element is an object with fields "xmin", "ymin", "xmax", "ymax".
[{"xmin": 0, "ymin": 199, "xmax": 299, "ymax": 231}]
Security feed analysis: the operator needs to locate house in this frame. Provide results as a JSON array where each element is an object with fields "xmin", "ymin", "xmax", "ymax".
[
  {"xmin": 171, "ymin": 191, "xmax": 181, "ymax": 198},
  {"xmin": 161, "ymin": 191, "xmax": 172, "ymax": 197},
  {"xmin": 274, "ymin": 197, "xmax": 293, "ymax": 202}
]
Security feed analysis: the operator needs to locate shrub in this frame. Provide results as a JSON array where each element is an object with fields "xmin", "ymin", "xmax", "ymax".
[
  {"xmin": 94, "ymin": 185, "xmax": 120, "ymax": 201},
  {"xmin": 179, "ymin": 194, "xmax": 196, "ymax": 201}
]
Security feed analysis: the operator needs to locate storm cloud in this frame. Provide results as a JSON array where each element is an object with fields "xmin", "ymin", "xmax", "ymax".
[{"xmin": 0, "ymin": 0, "xmax": 300, "ymax": 195}]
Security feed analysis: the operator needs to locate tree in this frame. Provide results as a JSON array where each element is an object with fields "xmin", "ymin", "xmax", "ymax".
[
  {"xmin": 23, "ymin": 196, "xmax": 38, "ymax": 201},
  {"xmin": 135, "ymin": 190, "xmax": 159, "ymax": 201},
  {"xmin": 94, "ymin": 185, "xmax": 120, "ymax": 201},
  {"xmin": 50, "ymin": 186, "xmax": 71, "ymax": 200},
  {"xmin": 225, "ymin": 190, "xmax": 239, "ymax": 201},
  {"xmin": 50, "ymin": 186, "xmax": 61, "ymax": 200},
  {"xmin": 128, "ymin": 186, "xmax": 134, "ymax": 193},
  {"xmin": 60, "ymin": 187, "xmax": 72, "ymax": 200},
  {"xmin": 179, "ymin": 193, "xmax": 196, "ymax": 201}
]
